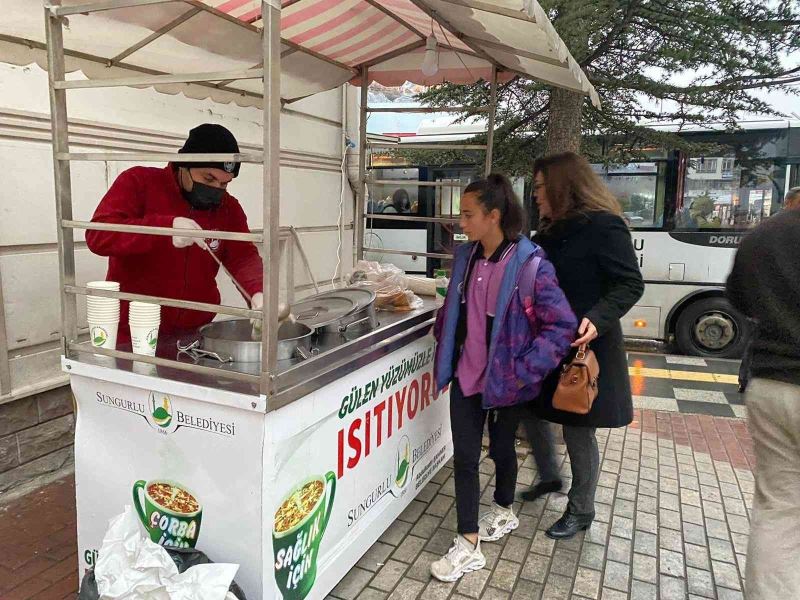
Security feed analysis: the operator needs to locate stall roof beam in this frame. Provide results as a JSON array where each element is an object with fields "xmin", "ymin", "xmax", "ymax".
[
  {"xmin": 47, "ymin": 0, "xmax": 179, "ymax": 17},
  {"xmin": 0, "ymin": 34, "xmax": 263, "ymax": 101},
  {"xmin": 366, "ymin": 106, "xmax": 490, "ymax": 113},
  {"xmin": 405, "ymin": 0, "xmax": 500, "ymax": 67},
  {"xmin": 463, "ymin": 36, "xmax": 566, "ymax": 68},
  {"xmin": 362, "ymin": 0, "xmax": 425, "ymax": 39},
  {"xmin": 280, "ymin": 39, "xmax": 358, "ymax": 76},
  {"xmin": 438, "ymin": 0, "xmax": 538, "ymax": 23},
  {"xmin": 361, "ymin": 39, "xmax": 427, "ymax": 68},
  {"xmin": 367, "ymin": 143, "xmax": 487, "ymax": 150},
  {"xmin": 53, "ymin": 68, "xmax": 264, "ymax": 89},
  {"xmin": 57, "ymin": 152, "xmax": 262, "ymax": 162},
  {"xmin": 110, "ymin": 7, "xmax": 202, "ymax": 65}
]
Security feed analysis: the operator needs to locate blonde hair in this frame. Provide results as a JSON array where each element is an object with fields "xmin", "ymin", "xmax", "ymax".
[{"xmin": 533, "ymin": 152, "xmax": 622, "ymax": 225}]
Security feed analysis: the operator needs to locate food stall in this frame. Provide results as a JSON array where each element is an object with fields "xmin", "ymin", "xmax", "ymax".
[{"xmin": 22, "ymin": 1, "xmax": 598, "ymax": 597}]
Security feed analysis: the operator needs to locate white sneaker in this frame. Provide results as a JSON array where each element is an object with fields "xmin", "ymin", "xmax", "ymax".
[
  {"xmin": 478, "ymin": 502, "xmax": 519, "ymax": 541},
  {"xmin": 430, "ymin": 535, "xmax": 486, "ymax": 582}
]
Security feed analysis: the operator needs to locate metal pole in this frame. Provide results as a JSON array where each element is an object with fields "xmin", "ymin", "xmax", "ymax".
[
  {"xmin": 484, "ymin": 66, "xmax": 498, "ymax": 176},
  {"xmin": 0, "ymin": 265, "xmax": 11, "ymax": 397},
  {"xmin": 261, "ymin": 0, "xmax": 281, "ymax": 397},
  {"xmin": 45, "ymin": 1, "xmax": 78, "ymax": 354},
  {"xmin": 355, "ymin": 70, "xmax": 369, "ymax": 264}
]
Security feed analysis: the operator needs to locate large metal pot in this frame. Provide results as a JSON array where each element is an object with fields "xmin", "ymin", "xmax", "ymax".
[
  {"xmin": 190, "ymin": 319, "xmax": 315, "ymax": 363},
  {"xmin": 331, "ymin": 287, "xmax": 378, "ymax": 335},
  {"xmin": 294, "ymin": 288, "xmax": 377, "ymax": 335}
]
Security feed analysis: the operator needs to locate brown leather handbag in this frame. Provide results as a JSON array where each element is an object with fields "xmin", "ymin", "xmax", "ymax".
[{"xmin": 552, "ymin": 344, "xmax": 600, "ymax": 414}]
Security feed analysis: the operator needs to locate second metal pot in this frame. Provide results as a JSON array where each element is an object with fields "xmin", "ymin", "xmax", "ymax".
[{"xmin": 195, "ymin": 319, "xmax": 315, "ymax": 363}]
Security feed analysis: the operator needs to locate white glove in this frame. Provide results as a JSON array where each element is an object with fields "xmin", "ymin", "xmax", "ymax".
[
  {"xmin": 250, "ymin": 292, "xmax": 264, "ymax": 338},
  {"xmin": 251, "ymin": 292, "xmax": 263, "ymax": 310},
  {"xmin": 172, "ymin": 217, "xmax": 205, "ymax": 249}
]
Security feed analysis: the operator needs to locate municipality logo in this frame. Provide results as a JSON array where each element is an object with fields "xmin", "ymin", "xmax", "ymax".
[
  {"xmin": 149, "ymin": 393, "xmax": 173, "ymax": 429},
  {"xmin": 395, "ymin": 436, "xmax": 411, "ymax": 490}
]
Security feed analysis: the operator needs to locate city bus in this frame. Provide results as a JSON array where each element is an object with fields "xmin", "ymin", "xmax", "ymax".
[{"xmin": 366, "ymin": 120, "xmax": 800, "ymax": 357}]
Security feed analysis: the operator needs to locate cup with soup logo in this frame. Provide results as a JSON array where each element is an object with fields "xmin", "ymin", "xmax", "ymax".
[
  {"xmin": 132, "ymin": 479, "xmax": 202, "ymax": 548},
  {"xmin": 272, "ymin": 472, "xmax": 336, "ymax": 600}
]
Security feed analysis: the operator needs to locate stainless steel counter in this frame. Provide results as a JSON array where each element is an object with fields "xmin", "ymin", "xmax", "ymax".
[{"xmin": 68, "ymin": 298, "xmax": 439, "ymax": 410}]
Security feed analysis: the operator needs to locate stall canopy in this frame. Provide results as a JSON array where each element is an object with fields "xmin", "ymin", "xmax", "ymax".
[{"xmin": 1, "ymin": 0, "xmax": 599, "ymax": 107}]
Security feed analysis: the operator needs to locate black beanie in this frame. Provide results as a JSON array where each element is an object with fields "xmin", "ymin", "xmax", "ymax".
[{"xmin": 178, "ymin": 123, "xmax": 241, "ymax": 177}]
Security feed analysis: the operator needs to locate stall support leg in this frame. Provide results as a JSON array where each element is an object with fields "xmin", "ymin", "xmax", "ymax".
[
  {"xmin": 0, "ymin": 265, "xmax": 10, "ymax": 397},
  {"xmin": 484, "ymin": 66, "xmax": 498, "ymax": 177},
  {"xmin": 44, "ymin": 2, "xmax": 78, "ymax": 354},
  {"xmin": 261, "ymin": 0, "xmax": 282, "ymax": 397},
  {"xmin": 355, "ymin": 71, "xmax": 369, "ymax": 265}
]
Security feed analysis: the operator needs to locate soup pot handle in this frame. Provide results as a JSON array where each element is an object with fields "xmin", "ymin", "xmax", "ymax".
[{"xmin": 132, "ymin": 480, "xmax": 148, "ymax": 527}]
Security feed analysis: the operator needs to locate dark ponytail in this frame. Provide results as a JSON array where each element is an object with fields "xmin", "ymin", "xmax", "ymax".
[{"xmin": 463, "ymin": 173, "xmax": 526, "ymax": 240}]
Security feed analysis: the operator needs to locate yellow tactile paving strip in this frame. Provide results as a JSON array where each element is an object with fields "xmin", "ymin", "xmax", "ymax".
[{"xmin": 628, "ymin": 366, "xmax": 739, "ymax": 385}]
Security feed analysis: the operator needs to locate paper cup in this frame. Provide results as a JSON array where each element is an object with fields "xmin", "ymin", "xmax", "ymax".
[
  {"xmin": 87, "ymin": 280, "xmax": 120, "ymax": 290},
  {"xmin": 89, "ymin": 321, "xmax": 118, "ymax": 349},
  {"xmin": 131, "ymin": 323, "xmax": 160, "ymax": 356}
]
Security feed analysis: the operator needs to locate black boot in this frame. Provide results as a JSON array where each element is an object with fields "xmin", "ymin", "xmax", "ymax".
[
  {"xmin": 545, "ymin": 511, "xmax": 594, "ymax": 540},
  {"xmin": 520, "ymin": 480, "xmax": 563, "ymax": 502}
]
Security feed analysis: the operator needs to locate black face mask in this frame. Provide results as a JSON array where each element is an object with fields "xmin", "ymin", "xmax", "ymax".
[{"xmin": 180, "ymin": 170, "xmax": 224, "ymax": 210}]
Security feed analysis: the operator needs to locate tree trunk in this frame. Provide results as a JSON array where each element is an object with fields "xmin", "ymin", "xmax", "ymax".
[{"xmin": 546, "ymin": 87, "xmax": 584, "ymax": 155}]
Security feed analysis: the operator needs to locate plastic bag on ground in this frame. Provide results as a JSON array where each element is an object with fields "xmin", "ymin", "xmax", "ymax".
[{"xmin": 78, "ymin": 506, "xmax": 246, "ymax": 600}]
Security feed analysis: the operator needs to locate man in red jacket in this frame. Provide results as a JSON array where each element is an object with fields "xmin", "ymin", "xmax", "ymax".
[{"xmin": 86, "ymin": 124, "xmax": 263, "ymax": 342}]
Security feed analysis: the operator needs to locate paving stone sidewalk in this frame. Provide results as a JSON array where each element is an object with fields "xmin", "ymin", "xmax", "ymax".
[
  {"xmin": 329, "ymin": 409, "xmax": 753, "ymax": 600},
  {"xmin": 0, "ymin": 409, "xmax": 754, "ymax": 599}
]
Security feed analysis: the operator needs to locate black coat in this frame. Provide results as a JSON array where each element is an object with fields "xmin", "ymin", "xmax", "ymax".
[{"xmin": 532, "ymin": 211, "xmax": 644, "ymax": 428}]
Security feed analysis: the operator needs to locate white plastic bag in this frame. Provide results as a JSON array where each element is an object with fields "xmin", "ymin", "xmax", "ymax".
[
  {"xmin": 350, "ymin": 261, "xmax": 424, "ymax": 311},
  {"xmin": 94, "ymin": 507, "xmax": 239, "ymax": 600}
]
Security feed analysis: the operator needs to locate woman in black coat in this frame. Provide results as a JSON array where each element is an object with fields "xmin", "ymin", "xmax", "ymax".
[{"xmin": 521, "ymin": 152, "xmax": 644, "ymax": 540}]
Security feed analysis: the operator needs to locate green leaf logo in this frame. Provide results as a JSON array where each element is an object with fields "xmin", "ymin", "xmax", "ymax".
[
  {"xmin": 395, "ymin": 436, "xmax": 411, "ymax": 488},
  {"xmin": 146, "ymin": 330, "xmax": 158, "ymax": 349},
  {"xmin": 396, "ymin": 459, "xmax": 409, "ymax": 486},
  {"xmin": 91, "ymin": 327, "xmax": 107, "ymax": 347},
  {"xmin": 151, "ymin": 395, "xmax": 172, "ymax": 428}
]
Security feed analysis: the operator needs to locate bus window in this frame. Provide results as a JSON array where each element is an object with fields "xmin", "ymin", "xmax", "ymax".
[
  {"xmin": 678, "ymin": 156, "xmax": 782, "ymax": 231},
  {"xmin": 592, "ymin": 162, "xmax": 667, "ymax": 229}
]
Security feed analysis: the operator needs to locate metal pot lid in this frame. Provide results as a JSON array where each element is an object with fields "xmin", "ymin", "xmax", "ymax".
[
  {"xmin": 335, "ymin": 287, "xmax": 376, "ymax": 311},
  {"xmin": 309, "ymin": 287, "xmax": 376, "ymax": 311},
  {"xmin": 291, "ymin": 295, "xmax": 356, "ymax": 329}
]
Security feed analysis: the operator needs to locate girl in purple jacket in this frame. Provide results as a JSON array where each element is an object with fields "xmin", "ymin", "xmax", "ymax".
[{"xmin": 430, "ymin": 174, "xmax": 577, "ymax": 582}]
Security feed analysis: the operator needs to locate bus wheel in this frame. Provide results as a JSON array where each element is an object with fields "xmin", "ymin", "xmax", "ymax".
[{"xmin": 675, "ymin": 297, "xmax": 750, "ymax": 358}]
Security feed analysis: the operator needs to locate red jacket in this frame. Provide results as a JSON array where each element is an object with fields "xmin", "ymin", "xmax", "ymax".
[{"xmin": 86, "ymin": 165, "xmax": 263, "ymax": 340}]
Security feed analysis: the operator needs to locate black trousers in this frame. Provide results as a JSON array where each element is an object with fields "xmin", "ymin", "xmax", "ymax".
[
  {"xmin": 450, "ymin": 379, "xmax": 524, "ymax": 534},
  {"xmin": 524, "ymin": 415, "xmax": 599, "ymax": 517}
]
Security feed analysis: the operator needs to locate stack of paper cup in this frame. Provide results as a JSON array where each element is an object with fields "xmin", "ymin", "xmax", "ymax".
[
  {"xmin": 86, "ymin": 281, "xmax": 120, "ymax": 350},
  {"xmin": 129, "ymin": 301, "xmax": 161, "ymax": 356}
]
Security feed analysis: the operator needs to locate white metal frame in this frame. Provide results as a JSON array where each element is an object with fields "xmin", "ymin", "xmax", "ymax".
[
  {"xmin": 44, "ymin": 0, "xmax": 283, "ymax": 395},
  {"xmin": 38, "ymin": 0, "xmax": 583, "ymax": 399}
]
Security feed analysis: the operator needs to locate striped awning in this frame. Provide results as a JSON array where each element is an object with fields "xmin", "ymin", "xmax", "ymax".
[{"xmin": 0, "ymin": 0, "xmax": 598, "ymax": 107}]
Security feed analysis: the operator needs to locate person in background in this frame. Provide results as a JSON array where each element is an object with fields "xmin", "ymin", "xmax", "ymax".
[
  {"xmin": 522, "ymin": 152, "xmax": 644, "ymax": 540},
  {"xmin": 726, "ymin": 185, "xmax": 800, "ymax": 599},
  {"xmin": 86, "ymin": 124, "xmax": 263, "ymax": 341},
  {"xmin": 382, "ymin": 188, "xmax": 411, "ymax": 214},
  {"xmin": 430, "ymin": 174, "xmax": 576, "ymax": 582}
]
